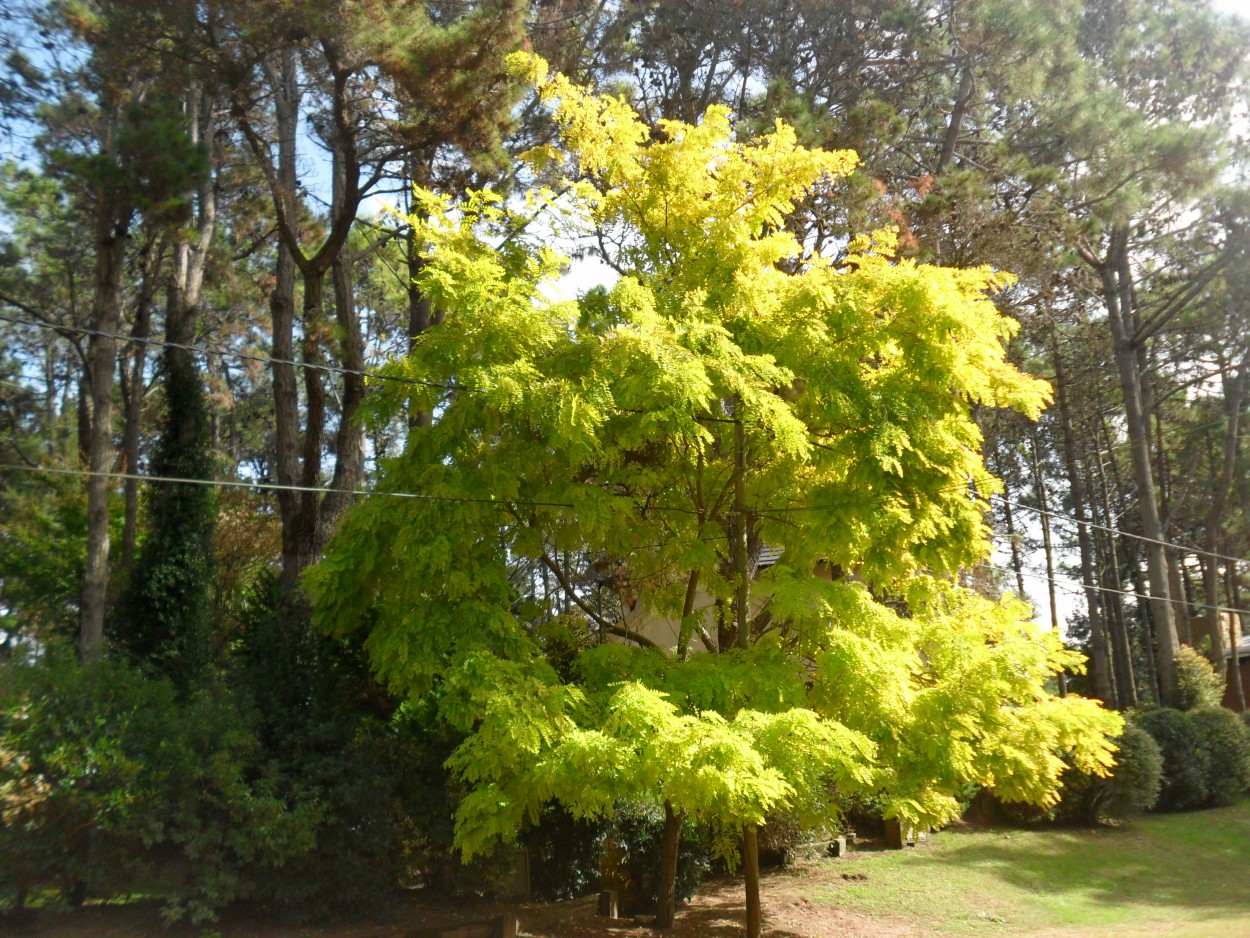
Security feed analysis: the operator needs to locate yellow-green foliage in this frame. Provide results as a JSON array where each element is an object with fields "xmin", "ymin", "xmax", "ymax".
[{"xmin": 306, "ymin": 55, "xmax": 1120, "ymax": 861}]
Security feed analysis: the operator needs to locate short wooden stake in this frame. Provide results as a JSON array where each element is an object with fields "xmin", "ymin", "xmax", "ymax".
[{"xmin": 598, "ymin": 889, "xmax": 619, "ymax": 919}]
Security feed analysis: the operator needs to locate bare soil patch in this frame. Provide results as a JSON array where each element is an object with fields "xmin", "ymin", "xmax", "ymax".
[{"xmin": 1, "ymin": 860, "xmax": 917, "ymax": 938}]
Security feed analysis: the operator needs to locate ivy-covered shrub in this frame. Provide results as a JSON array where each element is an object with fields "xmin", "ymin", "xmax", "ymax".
[
  {"xmin": 1053, "ymin": 725, "xmax": 1163, "ymax": 824},
  {"xmin": 0, "ymin": 653, "xmax": 318, "ymax": 921},
  {"xmin": 1136, "ymin": 707, "xmax": 1209, "ymax": 811},
  {"xmin": 1172, "ymin": 646, "xmax": 1224, "ymax": 711},
  {"xmin": 1189, "ymin": 707, "xmax": 1250, "ymax": 807}
]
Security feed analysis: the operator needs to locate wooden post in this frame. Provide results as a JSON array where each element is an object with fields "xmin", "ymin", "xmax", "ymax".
[
  {"xmin": 598, "ymin": 889, "xmax": 619, "ymax": 919},
  {"xmin": 493, "ymin": 914, "xmax": 518, "ymax": 938}
]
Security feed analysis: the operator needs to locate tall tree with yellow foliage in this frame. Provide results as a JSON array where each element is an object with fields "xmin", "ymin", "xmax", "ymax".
[{"xmin": 308, "ymin": 57, "xmax": 1120, "ymax": 935}]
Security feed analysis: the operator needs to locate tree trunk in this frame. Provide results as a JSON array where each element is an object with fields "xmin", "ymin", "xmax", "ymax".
[
  {"xmin": 1201, "ymin": 353, "xmax": 1247, "ymax": 671},
  {"xmin": 654, "ymin": 802, "xmax": 684, "ymax": 929},
  {"xmin": 119, "ymin": 248, "xmax": 159, "ymax": 570},
  {"xmin": 80, "ymin": 173, "xmax": 130, "ymax": 662},
  {"xmin": 316, "ymin": 137, "xmax": 368, "ymax": 546},
  {"xmin": 1052, "ymin": 330, "xmax": 1114, "ymax": 702},
  {"xmin": 743, "ymin": 824, "xmax": 761, "ymax": 938},
  {"xmin": 1226, "ymin": 565, "xmax": 1245, "ymax": 713},
  {"xmin": 995, "ymin": 454, "xmax": 1026, "ymax": 597},
  {"xmin": 266, "ymin": 47, "xmax": 305, "ymax": 604},
  {"xmin": 1088, "ymin": 443, "xmax": 1137, "ymax": 708},
  {"xmin": 1029, "ymin": 428, "xmax": 1065, "ymax": 696},
  {"xmin": 1089, "ymin": 230, "xmax": 1179, "ymax": 702}
]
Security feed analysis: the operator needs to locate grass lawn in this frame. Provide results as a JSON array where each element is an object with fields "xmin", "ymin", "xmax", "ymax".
[{"xmin": 809, "ymin": 799, "xmax": 1250, "ymax": 937}]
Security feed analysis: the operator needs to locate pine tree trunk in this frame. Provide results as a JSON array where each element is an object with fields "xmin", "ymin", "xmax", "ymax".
[
  {"xmin": 1226, "ymin": 566, "xmax": 1245, "ymax": 713},
  {"xmin": 1052, "ymin": 330, "xmax": 1114, "ymax": 702},
  {"xmin": 80, "ymin": 142, "xmax": 130, "ymax": 662},
  {"xmin": 1089, "ymin": 231, "xmax": 1179, "ymax": 701},
  {"xmin": 1088, "ymin": 445, "xmax": 1137, "ymax": 708},
  {"xmin": 264, "ymin": 46, "xmax": 307, "ymax": 606},
  {"xmin": 1029, "ymin": 429, "xmax": 1065, "ymax": 695},
  {"xmin": 1201, "ymin": 355, "xmax": 1247, "ymax": 671}
]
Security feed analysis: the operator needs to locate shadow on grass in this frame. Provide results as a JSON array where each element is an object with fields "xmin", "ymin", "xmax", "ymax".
[{"xmin": 901, "ymin": 804, "xmax": 1250, "ymax": 916}]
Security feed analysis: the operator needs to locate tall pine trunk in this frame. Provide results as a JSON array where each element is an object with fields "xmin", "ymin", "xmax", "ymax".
[
  {"xmin": 1082, "ymin": 229, "xmax": 1179, "ymax": 701},
  {"xmin": 80, "ymin": 97, "xmax": 131, "ymax": 660},
  {"xmin": 1052, "ymin": 330, "xmax": 1114, "ymax": 702}
]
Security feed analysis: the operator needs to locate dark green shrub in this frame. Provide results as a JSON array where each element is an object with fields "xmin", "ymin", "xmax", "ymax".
[
  {"xmin": 524, "ymin": 807, "xmax": 606, "ymax": 902},
  {"xmin": 1137, "ymin": 707, "xmax": 1209, "ymax": 811},
  {"xmin": 1054, "ymin": 725, "xmax": 1163, "ymax": 824},
  {"xmin": 0, "ymin": 653, "xmax": 318, "ymax": 921},
  {"xmin": 1172, "ymin": 646, "xmax": 1223, "ymax": 711},
  {"xmin": 608, "ymin": 803, "xmax": 711, "ymax": 915},
  {"xmin": 1189, "ymin": 707, "xmax": 1250, "ymax": 807},
  {"xmin": 236, "ymin": 600, "xmax": 431, "ymax": 921}
]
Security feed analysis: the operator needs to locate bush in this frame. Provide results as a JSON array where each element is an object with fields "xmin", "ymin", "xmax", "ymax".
[
  {"xmin": 1136, "ymin": 707, "xmax": 1209, "ymax": 811},
  {"xmin": 236, "ymin": 602, "xmax": 430, "ymax": 921},
  {"xmin": 524, "ymin": 807, "xmax": 606, "ymax": 902},
  {"xmin": 1173, "ymin": 646, "xmax": 1223, "ymax": 711},
  {"xmin": 605, "ymin": 803, "xmax": 711, "ymax": 915},
  {"xmin": 1054, "ymin": 725, "xmax": 1163, "ymax": 824},
  {"xmin": 0, "ymin": 653, "xmax": 318, "ymax": 921},
  {"xmin": 1189, "ymin": 707, "xmax": 1250, "ymax": 807}
]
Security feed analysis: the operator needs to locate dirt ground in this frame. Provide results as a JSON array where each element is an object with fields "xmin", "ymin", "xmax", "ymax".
[
  {"xmin": 543, "ymin": 865, "xmax": 919, "ymax": 938},
  {"xmin": 2, "ymin": 860, "xmax": 917, "ymax": 938}
]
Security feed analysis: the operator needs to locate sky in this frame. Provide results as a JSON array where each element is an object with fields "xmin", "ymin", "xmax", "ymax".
[{"xmin": 1212, "ymin": 0, "xmax": 1250, "ymax": 16}]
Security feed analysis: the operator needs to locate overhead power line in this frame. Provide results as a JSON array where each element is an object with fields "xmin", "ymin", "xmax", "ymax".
[
  {"xmin": 760, "ymin": 486, "xmax": 1247, "ymax": 569},
  {"xmin": 3, "ymin": 305, "xmax": 1246, "ymax": 568},
  {"xmin": 987, "ymin": 493, "xmax": 1247, "ymax": 568},
  {"xmin": 0, "ymin": 462, "xmax": 577, "ymax": 509},
  {"xmin": 980, "ymin": 559, "xmax": 1249, "ymax": 620},
  {"xmin": 0, "ymin": 310, "xmax": 462, "ymax": 391}
]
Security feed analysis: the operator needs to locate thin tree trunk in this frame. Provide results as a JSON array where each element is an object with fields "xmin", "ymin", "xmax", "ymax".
[
  {"xmin": 1201, "ymin": 352, "xmax": 1248, "ymax": 671},
  {"xmin": 1029, "ymin": 428, "xmax": 1065, "ymax": 696},
  {"xmin": 1226, "ymin": 565, "xmax": 1245, "ymax": 713},
  {"xmin": 1052, "ymin": 330, "xmax": 1114, "ymax": 702},
  {"xmin": 264, "ymin": 47, "xmax": 304, "ymax": 604},
  {"xmin": 1133, "ymin": 552, "xmax": 1161, "ymax": 705},
  {"xmin": 995, "ymin": 450, "xmax": 1026, "ymax": 597},
  {"xmin": 119, "ymin": 244, "xmax": 161, "ymax": 569},
  {"xmin": 1088, "ymin": 441, "xmax": 1137, "ymax": 708},
  {"xmin": 80, "ymin": 115, "xmax": 131, "ymax": 660},
  {"xmin": 1081, "ymin": 230, "xmax": 1179, "ymax": 701},
  {"xmin": 654, "ymin": 802, "xmax": 684, "ymax": 929},
  {"xmin": 317, "ymin": 138, "xmax": 368, "ymax": 545},
  {"xmin": 733, "ymin": 412, "xmax": 749, "ymax": 648},
  {"xmin": 743, "ymin": 824, "xmax": 762, "ymax": 938}
]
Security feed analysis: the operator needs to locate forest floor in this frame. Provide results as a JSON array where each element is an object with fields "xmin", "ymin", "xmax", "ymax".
[{"xmin": 7, "ymin": 800, "xmax": 1250, "ymax": 938}]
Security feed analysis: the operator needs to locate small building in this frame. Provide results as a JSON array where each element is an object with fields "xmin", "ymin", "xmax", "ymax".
[{"xmin": 1222, "ymin": 633, "xmax": 1250, "ymax": 711}]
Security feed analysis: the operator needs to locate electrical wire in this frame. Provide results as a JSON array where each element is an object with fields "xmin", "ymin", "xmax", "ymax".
[
  {"xmin": 3, "ymin": 308, "xmax": 1246, "ymax": 567},
  {"xmin": 988, "ymin": 492, "xmax": 1247, "ymax": 568},
  {"xmin": 0, "ymin": 462, "xmax": 577, "ymax": 509},
  {"xmin": 979, "ymin": 558, "xmax": 1250, "ymax": 619},
  {"xmin": 0, "ymin": 310, "xmax": 463, "ymax": 392}
]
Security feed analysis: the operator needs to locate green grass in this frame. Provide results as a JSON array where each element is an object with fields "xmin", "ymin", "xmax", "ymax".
[{"xmin": 807, "ymin": 800, "xmax": 1250, "ymax": 937}]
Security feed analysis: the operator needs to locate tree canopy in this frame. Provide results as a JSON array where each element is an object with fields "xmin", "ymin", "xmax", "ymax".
[{"xmin": 308, "ymin": 55, "xmax": 1121, "ymax": 864}]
